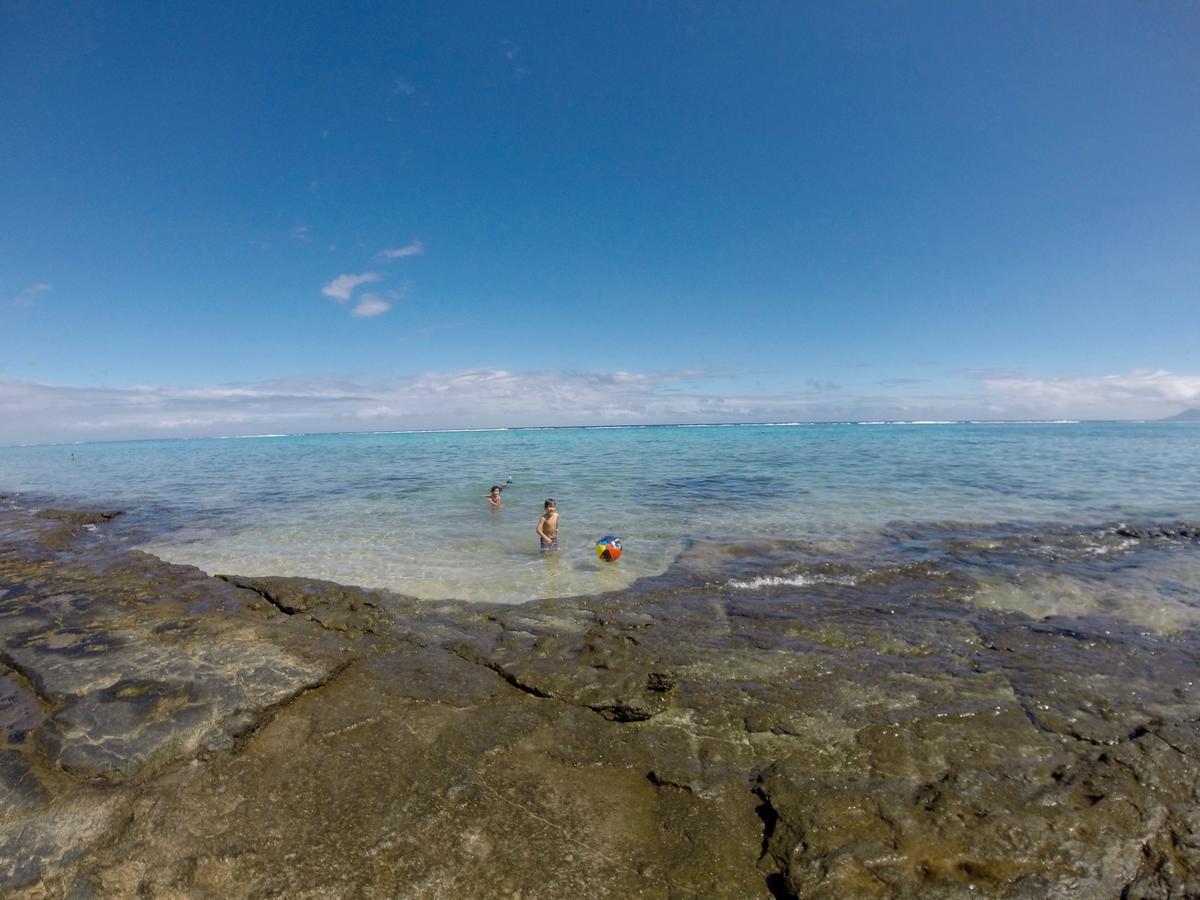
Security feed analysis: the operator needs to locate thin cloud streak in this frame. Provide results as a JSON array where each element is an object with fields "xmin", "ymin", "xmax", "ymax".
[
  {"xmin": 9, "ymin": 283, "xmax": 52, "ymax": 307},
  {"xmin": 379, "ymin": 240, "xmax": 424, "ymax": 260}
]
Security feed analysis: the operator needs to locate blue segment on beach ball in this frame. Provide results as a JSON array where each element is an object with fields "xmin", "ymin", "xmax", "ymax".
[{"xmin": 596, "ymin": 535, "xmax": 623, "ymax": 561}]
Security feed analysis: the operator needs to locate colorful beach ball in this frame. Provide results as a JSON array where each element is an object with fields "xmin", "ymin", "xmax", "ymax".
[{"xmin": 596, "ymin": 535, "xmax": 623, "ymax": 561}]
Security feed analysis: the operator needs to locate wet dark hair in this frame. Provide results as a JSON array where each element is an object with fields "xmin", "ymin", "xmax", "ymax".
[
  {"xmin": 491, "ymin": 486, "xmax": 500, "ymax": 492},
  {"xmin": 544, "ymin": 499, "xmax": 555, "ymax": 508}
]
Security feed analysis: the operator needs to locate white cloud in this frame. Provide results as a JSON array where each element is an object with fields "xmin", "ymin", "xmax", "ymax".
[
  {"xmin": 9, "ymin": 282, "xmax": 52, "ymax": 307},
  {"xmin": 321, "ymin": 272, "xmax": 380, "ymax": 302},
  {"xmin": 356, "ymin": 405, "xmax": 401, "ymax": 419},
  {"xmin": 392, "ymin": 78, "xmax": 416, "ymax": 96},
  {"xmin": 291, "ymin": 226, "xmax": 312, "ymax": 242},
  {"xmin": 981, "ymin": 369, "xmax": 1200, "ymax": 418},
  {"xmin": 379, "ymin": 240, "xmax": 424, "ymax": 261},
  {"xmin": 351, "ymin": 293, "xmax": 392, "ymax": 318},
  {"xmin": 5, "ymin": 367, "xmax": 1199, "ymax": 445},
  {"xmin": 0, "ymin": 369, "xmax": 822, "ymax": 443}
]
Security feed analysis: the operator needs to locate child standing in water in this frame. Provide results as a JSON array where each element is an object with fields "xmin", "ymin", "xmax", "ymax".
[
  {"xmin": 486, "ymin": 486, "xmax": 503, "ymax": 508},
  {"xmin": 536, "ymin": 499, "xmax": 558, "ymax": 552}
]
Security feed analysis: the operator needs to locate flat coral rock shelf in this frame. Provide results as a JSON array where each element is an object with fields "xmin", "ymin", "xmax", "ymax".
[{"xmin": 2, "ymin": 500, "xmax": 1200, "ymax": 897}]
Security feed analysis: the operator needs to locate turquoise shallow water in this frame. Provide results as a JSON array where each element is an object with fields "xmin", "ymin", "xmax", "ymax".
[{"xmin": 1, "ymin": 422, "xmax": 1198, "ymax": 603}]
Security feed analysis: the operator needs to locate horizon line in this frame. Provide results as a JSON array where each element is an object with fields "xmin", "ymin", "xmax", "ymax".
[{"xmin": 7, "ymin": 417, "xmax": 1197, "ymax": 450}]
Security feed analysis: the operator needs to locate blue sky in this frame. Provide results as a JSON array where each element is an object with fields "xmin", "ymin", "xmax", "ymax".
[{"xmin": 3, "ymin": 1, "xmax": 1199, "ymax": 442}]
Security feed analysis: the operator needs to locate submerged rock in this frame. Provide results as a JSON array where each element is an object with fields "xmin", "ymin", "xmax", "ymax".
[
  {"xmin": 217, "ymin": 573, "xmax": 396, "ymax": 637},
  {"xmin": 35, "ymin": 510, "xmax": 123, "ymax": 526},
  {"xmin": 3, "ymin": 504, "xmax": 1200, "ymax": 896}
]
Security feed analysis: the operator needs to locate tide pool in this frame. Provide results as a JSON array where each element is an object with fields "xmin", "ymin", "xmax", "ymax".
[{"xmin": 2, "ymin": 422, "xmax": 1198, "ymax": 603}]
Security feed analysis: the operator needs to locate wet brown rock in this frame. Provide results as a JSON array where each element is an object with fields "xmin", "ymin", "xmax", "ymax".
[
  {"xmin": 3, "ymin": 505, "xmax": 1200, "ymax": 897},
  {"xmin": 217, "ymin": 573, "xmax": 396, "ymax": 636}
]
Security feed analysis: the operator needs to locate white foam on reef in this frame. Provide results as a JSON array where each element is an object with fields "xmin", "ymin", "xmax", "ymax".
[
  {"xmin": 363, "ymin": 427, "xmax": 512, "ymax": 435},
  {"xmin": 728, "ymin": 573, "xmax": 859, "ymax": 590},
  {"xmin": 1087, "ymin": 538, "xmax": 1139, "ymax": 556},
  {"xmin": 968, "ymin": 551, "xmax": 1200, "ymax": 635}
]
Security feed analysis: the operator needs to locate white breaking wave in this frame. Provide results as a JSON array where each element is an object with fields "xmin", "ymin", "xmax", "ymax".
[
  {"xmin": 966, "ymin": 420, "xmax": 1081, "ymax": 425},
  {"xmin": 364, "ymin": 427, "xmax": 512, "ymax": 435},
  {"xmin": 729, "ymin": 573, "xmax": 859, "ymax": 590}
]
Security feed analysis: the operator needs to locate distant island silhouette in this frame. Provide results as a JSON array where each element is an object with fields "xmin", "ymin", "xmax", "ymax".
[{"xmin": 1161, "ymin": 408, "xmax": 1200, "ymax": 422}]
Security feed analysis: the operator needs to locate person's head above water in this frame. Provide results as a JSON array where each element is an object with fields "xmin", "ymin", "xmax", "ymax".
[
  {"xmin": 544, "ymin": 498, "xmax": 555, "ymax": 510},
  {"xmin": 490, "ymin": 486, "xmax": 501, "ymax": 494}
]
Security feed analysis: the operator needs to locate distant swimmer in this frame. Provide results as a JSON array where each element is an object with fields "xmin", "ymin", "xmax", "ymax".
[
  {"xmin": 486, "ymin": 486, "xmax": 503, "ymax": 508},
  {"xmin": 537, "ymin": 498, "xmax": 558, "ymax": 552}
]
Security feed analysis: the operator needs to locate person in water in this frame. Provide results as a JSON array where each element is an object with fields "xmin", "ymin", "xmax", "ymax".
[
  {"xmin": 486, "ymin": 486, "xmax": 503, "ymax": 508},
  {"xmin": 536, "ymin": 498, "xmax": 558, "ymax": 551}
]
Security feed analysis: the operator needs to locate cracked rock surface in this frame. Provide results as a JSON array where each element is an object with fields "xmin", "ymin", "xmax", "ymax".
[{"xmin": 3, "ymin": 502, "xmax": 1200, "ymax": 897}]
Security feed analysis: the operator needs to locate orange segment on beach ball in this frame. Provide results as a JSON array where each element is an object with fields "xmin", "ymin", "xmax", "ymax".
[{"xmin": 596, "ymin": 535, "xmax": 622, "ymax": 561}]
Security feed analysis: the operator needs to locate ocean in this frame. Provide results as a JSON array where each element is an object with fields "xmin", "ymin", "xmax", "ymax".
[{"xmin": 2, "ymin": 422, "xmax": 1199, "ymax": 608}]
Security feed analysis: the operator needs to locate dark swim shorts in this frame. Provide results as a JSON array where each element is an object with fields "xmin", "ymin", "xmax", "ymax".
[{"xmin": 540, "ymin": 536, "xmax": 558, "ymax": 552}]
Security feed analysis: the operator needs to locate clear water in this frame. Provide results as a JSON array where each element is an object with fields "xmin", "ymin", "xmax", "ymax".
[{"xmin": 1, "ymin": 423, "xmax": 1198, "ymax": 603}]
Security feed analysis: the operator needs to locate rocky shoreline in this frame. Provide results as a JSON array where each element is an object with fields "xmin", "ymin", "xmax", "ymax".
[{"xmin": 3, "ymin": 501, "xmax": 1200, "ymax": 897}]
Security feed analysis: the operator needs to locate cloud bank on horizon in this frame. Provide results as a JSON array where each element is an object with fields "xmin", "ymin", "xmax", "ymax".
[{"xmin": 2, "ymin": 368, "xmax": 1197, "ymax": 445}]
